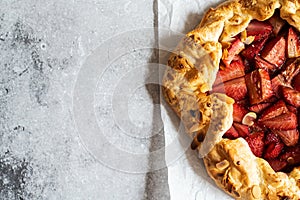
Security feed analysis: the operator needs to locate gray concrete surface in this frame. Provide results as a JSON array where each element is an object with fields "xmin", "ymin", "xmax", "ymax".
[{"xmin": 0, "ymin": 0, "xmax": 169, "ymax": 199}]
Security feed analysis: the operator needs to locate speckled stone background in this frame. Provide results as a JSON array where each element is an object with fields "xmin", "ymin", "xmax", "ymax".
[{"xmin": 0, "ymin": 0, "xmax": 170, "ymax": 199}]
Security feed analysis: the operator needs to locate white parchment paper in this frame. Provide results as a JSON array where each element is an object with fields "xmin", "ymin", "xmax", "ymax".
[{"xmin": 158, "ymin": 0, "xmax": 234, "ymax": 199}]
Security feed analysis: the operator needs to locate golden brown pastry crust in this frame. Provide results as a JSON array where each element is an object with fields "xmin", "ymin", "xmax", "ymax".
[
  {"xmin": 204, "ymin": 139, "xmax": 300, "ymax": 199},
  {"xmin": 162, "ymin": 0, "xmax": 300, "ymax": 199}
]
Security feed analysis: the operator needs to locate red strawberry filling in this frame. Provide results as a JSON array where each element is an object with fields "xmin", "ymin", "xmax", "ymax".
[
  {"xmin": 261, "ymin": 36, "xmax": 286, "ymax": 68},
  {"xmin": 255, "ymin": 55, "xmax": 276, "ymax": 72},
  {"xmin": 293, "ymin": 73, "xmax": 300, "ymax": 92},
  {"xmin": 211, "ymin": 12, "xmax": 300, "ymax": 172},
  {"xmin": 241, "ymin": 37, "xmax": 268, "ymax": 61},
  {"xmin": 222, "ymin": 38, "xmax": 245, "ymax": 67},
  {"xmin": 245, "ymin": 20, "xmax": 273, "ymax": 42},
  {"xmin": 245, "ymin": 69, "xmax": 273, "ymax": 104},
  {"xmin": 287, "ymin": 27, "xmax": 300, "ymax": 58}
]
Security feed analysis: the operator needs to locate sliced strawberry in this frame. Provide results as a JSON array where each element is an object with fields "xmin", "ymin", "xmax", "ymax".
[
  {"xmin": 259, "ymin": 100, "xmax": 288, "ymax": 121},
  {"xmin": 245, "ymin": 69, "xmax": 273, "ymax": 105},
  {"xmin": 268, "ymin": 13, "xmax": 286, "ymax": 36},
  {"xmin": 233, "ymin": 103, "xmax": 248, "ymax": 123},
  {"xmin": 246, "ymin": 20, "xmax": 273, "ymax": 42},
  {"xmin": 233, "ymin": 122, "xmax": 250, "ymax": 138},
  {"xmin": 263, "ymin": 96, "xmax": 278, "ymax": 103},
  {"xmin": 230, "ymin": 56, "xmax": 245, "ymax": 71},
  {"xmin": 293, "ymin": 73, "xmax": 300, "ymax": 92},
  {"xmin": 222, "ymin": 38, "xmax": 245, "ymax": 66},
  {"xmin": 264, "ymin": 142, "xmax": 284, "ymax": 159},
  {"xmin": 273, "ymin": 129, "xmax": 299, "ymax": 146},
  {"xmin": 271, "ymin": 75, "xmax": 291, "ymax": 96},
  {"xmin": 245, "ymin": 131, "xmax": 265, "ymax": 157},
  {"xmin": 270, "ymin": 57, "xmax": 300, "ymax": 96},
  {"xmin": 249, "ymin": 122, "xmax": 266, "ymax": 133},
  {"xmin": 267, "ymin": 159, "xmax": 288, "ymax": 172},
  {"xmin": 287, "ymin": 27, "xmax": 300, "ymax": 58},
  {"xmin": 287, "ymin": 105, "xmax": 298, "ymax": 113},
  {"xmin": 214, "ymin": 57, "xmax": 245, "ymax": 86},
  {"xmin": 281, "ymin": 58, "xmax": 300, "ymax": 84},
  {"xmin": 265, "ymin": 132, "xmax": 281, "ymax": 145},
  {"xmin": 249, "ymin": 103, "xmax": 271, "ymax": 114},
  {"xmin": 261, "ymin": 36, "xmax": 286, "ymax": 67},
  {"xmin": 281, "ymin": 86, "xmax": 300, "ymax": 107},
  {"xmin": 241, "ymin": 37, "xmax": 268, "ymax": 60},
  {"xmin": 259, "ymin": 112, "xmax": 298, "ymax": 130},
  {"xmin": 254, "ymin": 55, "xmax": 276, "ymax": 72},
  {"xmin": 212, "ymin": 77, "xmax": 247, "ymax": 101},
  {"xmin": 224, "ymin": 126, "xmax": 239, "ymax": 139}
]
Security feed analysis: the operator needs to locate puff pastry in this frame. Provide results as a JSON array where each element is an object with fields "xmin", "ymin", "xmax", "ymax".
[{"xmin": 162, "ymin": 0, "xmax": 300, "ymax": 199}]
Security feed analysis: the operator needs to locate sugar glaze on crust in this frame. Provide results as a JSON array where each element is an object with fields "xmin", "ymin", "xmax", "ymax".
[{"xmin": 162, "ymin": 0, "xmax": 300, "ymax": 199}]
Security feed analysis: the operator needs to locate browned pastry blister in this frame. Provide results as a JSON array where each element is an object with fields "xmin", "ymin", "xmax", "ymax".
[{"xmin": 162, "ymin": 0, "xmax": 300, "ymax": 199}]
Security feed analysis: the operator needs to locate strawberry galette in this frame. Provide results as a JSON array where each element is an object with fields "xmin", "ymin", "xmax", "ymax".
[{"xmin": 162, "ymin": 0, "xmax": 300, "ymax": 199}]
